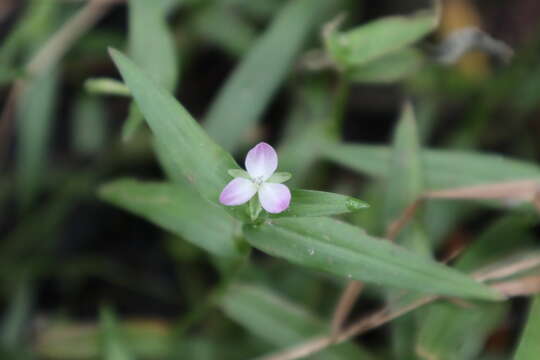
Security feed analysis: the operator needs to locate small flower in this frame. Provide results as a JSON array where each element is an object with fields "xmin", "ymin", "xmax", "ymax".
[{"xmin": 219, "ymin": 142, "xmax": 291, "ymax": 214}]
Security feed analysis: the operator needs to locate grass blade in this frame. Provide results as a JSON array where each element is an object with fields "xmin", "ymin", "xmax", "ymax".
[
  {"xmin": 15, "ymin": 68, "xmax": 59, "ymax": 210},
  {"xmin": 122, "ymin": 0, "xmax": 179, "ymax": 140},
  {"xmin": 220, "ymin": 284, "xmax": 373, "ymax": 360},
  {"xmin": 99, "ymin": 307, "xmax": 133, "ymax": 360},
  {"xmin": 99, "ymin": 179, "xmax": 241, "ymax": 260},
  {"xmin": 513, "ymin": 294, "xmax": 540, "ymax": 360},
  {"xmin": 109, "ymin": 49, "xmax": 240, "ymax": 207},
  {"xmin": 324, "ymin": 144, "xmax": 540, "ymax": 190},
  {"xmin": 204, "ymin": 0, "xmax": 339, "ymax": 151}
]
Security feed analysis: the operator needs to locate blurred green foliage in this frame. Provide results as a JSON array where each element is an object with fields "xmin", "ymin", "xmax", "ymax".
[{"xmin": 1, "ymin": 0, "xmax": 540, "ymax": 359}]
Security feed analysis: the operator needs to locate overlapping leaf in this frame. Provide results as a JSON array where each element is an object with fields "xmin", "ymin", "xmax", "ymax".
[
  {"xmin": 221, "ymin": 284, "xmax": 373, "ymax": 360},
  {"xmin": 244, "ymin": 217, "xmax": 501, "ymax": 300},
  {"xmin": 122, "ymin": 0, "xmax": 179, "ymax": 140},
  {"xmin": 204, "ymin": 0, "xmax": 339, "ymax": 151},
  {"xmin": 109, "ymin": 49, "xmax": 240, "ymax": 206},
  {"xmin": 416, "ymin": 214, "xmax": 536, "ymax": 360},
  {"xmin": 272, "ymin": 190, "xmax": 369, "ymax": 218},
  {"xmin": 514, "ymin": 294, "xmax": 540, "ymax": 360},
  {"xmin": 99, "ymin": 179, "xmax": 240, "ymax": 260},
  {"xmin": 324, "ymin": 144, "xmax": 540, "ymax": 189},
  {"xmin": 325, "ymin": 7, "xmax": 437, "ymax": 69}
]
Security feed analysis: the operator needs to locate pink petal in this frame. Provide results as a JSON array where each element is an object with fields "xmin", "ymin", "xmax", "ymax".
[
  {"xmin": 245, "ymin": 142, "xmax": 277, "ymax": 181},
  {"xmin": 219, "ymin": 178, "xmax": 257, "ymax": 206},
  {"xmin": 258, "ymin": 183, "xmax": 291, "ymax": 214}
]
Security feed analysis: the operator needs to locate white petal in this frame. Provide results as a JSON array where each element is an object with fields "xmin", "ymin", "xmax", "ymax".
[
  {"xmin": 258, "ymin": 182, "xmax": 291, "ymax": 214},
  {"xmin": 245, "ymin": 142, "xmax": 278, "ymax": 181},
  {"xmin": 219, "ymin": 178, "xmax": 257, "ymax": 206}
]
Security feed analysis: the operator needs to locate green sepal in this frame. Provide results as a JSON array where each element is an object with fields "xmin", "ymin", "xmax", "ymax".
[{"xmin": 267, "ymin": 172, "xmax": 292, "ymax": 183}]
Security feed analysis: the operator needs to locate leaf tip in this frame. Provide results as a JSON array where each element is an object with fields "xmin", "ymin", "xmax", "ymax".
[
  {"xmin": 346, "ymin": 197, "xmax": 370, "ymax": 211},
  {"xmin": 107, "ymin": 47, "xmax": 120, "ymax": 59}
]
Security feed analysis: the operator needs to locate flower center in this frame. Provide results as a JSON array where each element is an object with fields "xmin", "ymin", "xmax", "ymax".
[{"xmin": 253, "ymin": 176, "xmax": 264, "ymax": 187}]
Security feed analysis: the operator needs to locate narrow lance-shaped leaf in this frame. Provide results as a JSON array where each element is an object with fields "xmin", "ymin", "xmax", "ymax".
[
  {"xmin": 243, "ymin": 217, "xmax": 502, "ymax": 301},
  {"xmin": 0, "ymin": 0, "xmax": 58, "ymax": 67},
  {"xmin": 0, "ymin": 280, "xmax": 33, "ymax": 347},
  {"xmin": 123, "ymin": 0, "xmax": 179, "ymax": 140},
  {"xmin": 513, "ymin": 294, "xmax": 540, "ymax": 360},
  {"xmin": 323, "ymin": 144, "xmax": 540, "ymax": 190},
  {"xmin": 204, "ymin": 0, "xmax": 340, "ymax": 152},
  {"xmin": 99, "ymin": 179, "xmax": 241, "ymax": 260},
  {"xmin": 272, "ymin": 190, "xmax": 369, "ymax": 218},
  {"xmin": 109, "ymin": 49, "xmax": 240, "ymax": 207},
  {"xmin": 349, "ymin": 48, "xmax": 424, "ymax": 84},
  {"xmin": 72, "ymin": 95, "xmax": 106, "ymax": 156},
  {"xmin": 16, "ymin": 68, "xmax": 59, "ymax": 210},
  {"xmin": 415, "ymin": 214, "xmax": 535, "ymax": 360},
  {"xmin": 386, "ymin": 102, "xmax": 429, "ymax": 253},
  {"xmin": 128, "ymin": 0, "xmax": 178, "ymax": 90},
  {"xmin": 416, "ymin": 303, "xmax": 505, "ymax": 360},
  {"xmin": 190, "ymin": 4, "xmax": 257, "ymax": 57},
  {"xmin": 221, "ymin": 284, "xmax": 374, "ymax": 360},
  {"xmin": 99, "ymin": 307, "xmax": 133, "ymax": 360},
  {"xmin": 385, "ymin": 103, "xmax": 429, "ymax": 358},
  {"xmin": 278, "ymin": 79, "xmax": 334, "ymax": 187},
  {"xmin": 325, "ymin": 6, "xmax": 438, "ymax": 68}
]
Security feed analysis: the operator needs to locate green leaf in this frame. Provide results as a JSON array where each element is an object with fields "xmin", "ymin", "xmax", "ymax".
[
  {"xmin": 122, "ymin": 104, "xmax": 144, "ymax": 141},
  {"xmin": 272, "ymin": 190, "xmax": 368, "ymax": 218},
  {"xmin": 99, "ymin": 307, "xmax": 133, "ymax": 360},
  {"xmin": 228, "ymin": 169, "xmax": 250, "ymax": 179},
  {"xmin": 109, "ymin": 49, "xmax": 240, "ymax": 208},
  {"xmin": 0, "ymin": 0, "xmax": 59, "ymax": 67},
  {"xmin": 72, "ymin": 95, "xmax": 106, "ymax": 156},
  {"xmin": 514, "ymin": 295, "xmax": 540, "ymax": 360},
  {"xmin": 456, "ymin": 215, "xmax": 537, "ymax": 272},
  {"xmin": 323, "ymin": 144, "xmax": 540, "ymax": 189},
  {"xmin": 204, "ymin": 0, "xmax": 340, "ymax": 152},
  {"xmin": 16, "ymin": 68, "xmax": 59, "ymax": 210},
  {"xmin": 123, "ymin": 0, "xmax": 179, "ymax": 140},
  {"xmin": 278, "ymin": 79, "xmax": 334, "ymax": 187},
  {"xmin": 98, "ymin": 179, "xmax": 241, "ymax": 260},
  {"xmin": 128, "ymin": 0, "xmax": 178, "ymax": 90},
  {"xmin": 325, "ymin": 7, "xmax": 437, "ymax": 68},
  {"xmin": 190, "ymin": 4, "xmax": 257, "ymax": 57},
  {"xmin": 243, "ymin": 217, "xmax": 502, "ymax": 300},
  {"xmin": 385, "ymin": 103, "xmax": 428, "ymax": 358},
  {"xmin": 416, "ymin": 302, "xmax": 505, "ymax": 360},
  {"xmin": 416, "ymin": 214, "xmax": 535, "ymax": 360},
  {"xmin": 386, "ymin": 102, "xmax": 429, "ymax": 254},
  {"xmin": 1, "ymin": 281, "xmax": 33, "ymax": 347},
  {"xmin": 84, "ymin": 77, "xmax": 130, "ymax": 97},
  {"xmin": 267, "ymin": 171, "xmax": 292, "ymax": 184},
  {"xmin": 348, "ymin": 48, "xmax": 423, "ymax": 83},
  {"xmin": 220, "ymin": 284, "xmax": 373, "ymax": 360}
]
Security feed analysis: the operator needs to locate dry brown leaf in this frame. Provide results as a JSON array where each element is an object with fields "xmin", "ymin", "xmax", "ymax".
[
  {"xmin": 330, "ymin": 281, "xmax": 364, "ymax": 335},
  {"xmin": 490, "ymin": 276, "xmax": 540, "ymax": 297},
  {"xmin": 424, "ymin": 180, "xmax": 540, "ymax": 203}
]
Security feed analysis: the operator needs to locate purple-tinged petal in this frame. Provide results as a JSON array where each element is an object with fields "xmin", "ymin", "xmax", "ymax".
[
  {"xmin": 219, "ymin": 178, "xmax": 257, "ymax": 206},
  {"xmin": 245, "ymin": 142, "xmax": 278, "ymax": 181},
  {"xmin": 258, "ymin": 182, "xmax": 291, "ymax": 214}
]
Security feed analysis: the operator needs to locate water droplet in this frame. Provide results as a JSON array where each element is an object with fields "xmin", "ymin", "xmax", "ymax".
[
  {"xmin": 308, "ymin": 248, "xmax": 315, "ymax": 256},
  {"xmin": 345, "ymin": 198, "xmax": 369, "ymax": 212}
]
